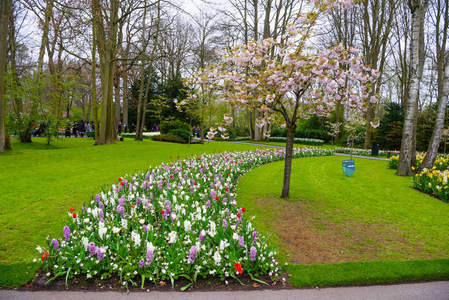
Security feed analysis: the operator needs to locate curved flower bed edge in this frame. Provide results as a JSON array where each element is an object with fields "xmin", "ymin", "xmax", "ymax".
[{"xmin": 36, "ymin": 147, "xmax": 333, "ymax": 290}]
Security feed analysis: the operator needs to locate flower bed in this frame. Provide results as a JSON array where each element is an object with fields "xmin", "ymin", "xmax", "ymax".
[
  {"xmin": 121, "ymin": 132, "xmax": 161, "ymax": 139},
  {"xmin": 413, "ymin": 168, "xmax": 449, "ymax": 202},
  {"xmin": 334, "ymin": 147, "xmax": 399, "ymax": 157},
  {"xmin": 235, "ymin": 136, "xmax": 324, "ymax": 145},
  {"xmin": 388, "ymin": 154, "xmax": 449, "ymax": 170},
  {"xmin": 37, "ymin": 147, "xmax": 333, "ymax": 290}
]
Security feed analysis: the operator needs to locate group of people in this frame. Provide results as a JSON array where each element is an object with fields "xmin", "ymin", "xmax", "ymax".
[
  {"xmin": 117, "ymin": 122, "xmax": 136, "ymax": 135},
  {"xmin": 66, "ymin": 120, "xmax": 94, "ymax": 137},
  {"xmin": 192, "ymin": 126, "xmax": 201, "ymax": 138}
]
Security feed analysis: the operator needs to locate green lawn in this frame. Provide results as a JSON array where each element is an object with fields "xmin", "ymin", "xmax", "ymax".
[
  {"xmin": 236, "ymin": 155, "xmax": 449, "ymax": 286},
  {"xmin": 0, "ymin": 137, "xmax": 261, "ymax": 286}
]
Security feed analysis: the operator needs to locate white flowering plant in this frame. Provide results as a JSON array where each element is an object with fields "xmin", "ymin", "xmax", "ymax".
[{"xmin": 38, "ymin": 147, "xmax": 333, "ymax": 290}]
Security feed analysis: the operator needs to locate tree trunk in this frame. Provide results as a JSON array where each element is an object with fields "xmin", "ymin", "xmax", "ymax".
[
  {"xmin": 248, "ymin": 110, "xmax": 254, "ymax": 140},
  {"xmin": 396, "ymin": 0, "xmax": 428, "ymax": 176},
  {"xmin": 200, "ymin": 110, "xmax": 204, "ymax": 144},
  {"xmin": 94, "ymin": 0, "xmax": 118, "ymax": 145},
  {"xmin": 123, "ymin": 72, "xmax": 128, "ymax": 127},
  {"xmin": 281, "ymin": 123, "xmax": 297, "ymax": 199},
  {"xmin": 420, "ymin": 63, "xmax": 449, "ymax": 170},
  {"xmin": 114, "ymin": 72, "xmax": 121, "ymax": 130},
  {"xmin": 0, "ymin": 0, "xmax": 12, "ymax": 151},
  {"xmin": 419, "ymin": 0, "xmax": 448, "ymax": 170}
]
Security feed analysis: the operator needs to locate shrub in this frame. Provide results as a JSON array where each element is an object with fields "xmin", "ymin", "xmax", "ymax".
[
  {"xmin": 168, "ymin": 129, "xmax": 191, "ymax": 141},
  {"xmin": 295, "ymin": 128, "xmax": 331, "ymax": 143},
  {"xmin": 152, "ymin": 134, "xmax": 187, "ymax": 143},
  {"xmin": 159, "ymin": 120, "xmax": 190, "ymax": 134}
]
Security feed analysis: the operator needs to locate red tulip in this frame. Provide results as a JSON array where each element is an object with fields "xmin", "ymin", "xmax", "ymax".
[
  {"xmin": 120, "ymin": 182, "xmax": 124, "ymax": 186},
  {"xmin": 41, "ymin": 251, "xmax": 50, "ymax": 261},
  {"xmin": 215, "ymin": 196, "xmax": 219, "ymax": 201},
  {"xmin": 73, "ymin": 213, "xmax": 77, "ymax": 218},
  {"xmin": 161, "ymin": 210, "xmax": 165, "ymax": 215},
  {"xmin": 241, "ymin": 207, "xmax": 246, "ymax": 212},
  {"xmin": 118, "ymin": 177, "xmax": 122, "ymax": 181},
  {"xmin": 234, "ymin": 263, "xmax": 243, "ymax": 274},
  {"xmin": 70, "ymin": 207, "xmax": 75, "ymax": 212},
  {"xmin": 237, "ymin": 213, "xmax": 241, "ymax": 218}
]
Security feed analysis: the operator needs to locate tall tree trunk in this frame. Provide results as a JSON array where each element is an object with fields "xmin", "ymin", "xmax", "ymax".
[
  {"xmin": 420, "ymin": 0, "xmax": 449, "ymax": 170},
  {"xmin": 396, "ymin": 0, "xmax": 428, "ymax": 176},
  {"xmin": 114, "ymin": 73, "xmax": 121, "ymax": 130},
  {"xmin": 123, "ymin": 72, "xmax": 128, "ymax": 127},
  {"xmin": 92, "ymin": 15, "xmax": 99, "ymax": 142},
  {"xmin": 0, "ymin": 0, "xmax": 12, "ymax": 151},
  {"xmin": 94, "ymin": 0, "xmax": 118, "ymax": 145},
  {"xmin": 281, "ymin": 122, "xmax": 296, "ymax": 199},
  {"xmin": 420, "ymin": 64, "xmax": 449, "ymax": 170}
]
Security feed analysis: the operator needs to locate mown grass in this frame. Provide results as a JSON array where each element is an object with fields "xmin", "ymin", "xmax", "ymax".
[
  {"xmin": 0, "ymin": 137, "xmax": 260, "ymax": 287},
  {"xmin": 236, "ymin": 156, "xmax": 449, "ymax": 286}
]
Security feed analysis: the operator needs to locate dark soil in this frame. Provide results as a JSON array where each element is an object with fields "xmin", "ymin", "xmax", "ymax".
[{"xmin": 17, "ymin": 270, "xmax": 293, "ymax": 293}]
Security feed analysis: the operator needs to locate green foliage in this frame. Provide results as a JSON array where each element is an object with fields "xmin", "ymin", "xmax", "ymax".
[
  {"xmin": 295, "ymin": 128, "xmax": 331, "ymax": 143},
  {"xmin": 160, "ymin": 119, "xmax": 190, "ymax": 134},
  {"xmin": 375, "ymin": 102, "xmax": 404, "ymax": 151},
  {"xmin": 168, "ymin": 129, "xmax": 191, "ymax": 141},
  {"xmin": 152, "ymin": 134, "xmax": 188, "ymax": 143},
  {"xmin": 268, "ymin": 124, "xmax": 331, "ymax": 142}
]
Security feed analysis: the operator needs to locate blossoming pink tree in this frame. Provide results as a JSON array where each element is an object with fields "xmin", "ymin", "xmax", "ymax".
[{"xmin": 186, "ymin": 0, "xmax": 380, "ymax": 199}]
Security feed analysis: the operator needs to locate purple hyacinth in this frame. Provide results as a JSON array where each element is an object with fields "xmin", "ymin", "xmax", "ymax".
[
  {"xmin": 199, "ymin": 232, "xmax": 205, "ymax": 244},
  {"xmin": 188, "ymin": 246, "xmax": 197, "ymax": 264},
  {"xmin": 118, "ymin": 196, "xmax": 125, "ymax": 206},
  {"xmin": 238, "ymin": 236, "xmax": 245, "ymax": 248},
  {"xmin": 136, "ymin": 197, "xmax": 141, "ymax": 206},
  {"xmin": 63, "ymin": 226, "xmax": 71, "ymax": 241},
  {"xmin": 210, "ymin": 191, "xmax": 216, "ymax": 199},
  {"xmin": 223, "ymin": 198, "xmax": 227, "ymax": 205},
  {"xmin": 116, "ymin": 205, "xmax": 125, "ymax": 218},
  {"xmin": 139, "ymin": 260, "xmax": 145, "ymax": 268},
  {"xmin": 88, "ymin": 242, "xmax": 97, "ymax": 256},
  {"xmin": 129, "ymin": 184, "xmax": 133, "ymax": 192},
  {"xmin": 99, "ymin": 209, "xmax": 104, "ymax": 221},
  {"xmin": 96, "ymin": 194, "xmax": 100, "ymax": 203},
  {"xmin": 190, "ymin": 186, "xmax": 194, "ymax": 194},
  {"xmin": 150, "ymin": 192, "xmax": 153, "ymax": 201},
  {"xmin": 99, "ymin": 201, "xmax": 104, "ymax": 210},
  {"xmin": 222, "ymin": 219, "xmax": 227, "ymax": 230},
  {"xmin": 96, "ymin": 247, "xmax": 105, "ymax": 261},
  {"xmin": 143, "ymin": 225, "xmax": 148, "ymax": 234},
  {"xmin": 146, "ymin": 250, "xmax": 153, "ymax": 265},
  {"xmin": 142, "ymin": 182, "xmax": 147, "ymax": 190},
  {"xmin": 205, "ymin": 200, "xmax": 211, "ymax": 208},
  {"xmin": 51, "ymin": 239, "xmax": 60, "ymax": 253},
  {"xmin": 250, "ymin": 246, "xmax": 257, "ymax": 261},
  {"xmin": 252, "ymin": 231, "xmax": 258, "ymax": 244}
]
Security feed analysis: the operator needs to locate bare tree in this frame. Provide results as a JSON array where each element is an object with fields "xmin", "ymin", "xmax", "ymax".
[
  {"xmin": 0, "ymin": 0, "xmax": 13, "ymax": 151},
  {"xmin": 396, "ymin": 0, "xmax": 429, "ymax": 176},
  {"xmin": 419, "ymin": 0, "xmax": 449, "ymax": 170}
]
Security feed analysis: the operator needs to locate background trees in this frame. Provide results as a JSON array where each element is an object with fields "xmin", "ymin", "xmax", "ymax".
[{"xmin": 0, "ymin": 0, "xmax": 446, "ymax": 177}]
